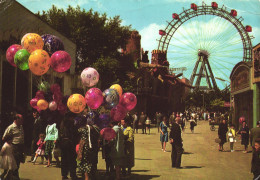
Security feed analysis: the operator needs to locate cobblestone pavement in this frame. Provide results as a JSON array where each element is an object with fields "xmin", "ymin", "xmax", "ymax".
[{"xmin": 8, "ymin": 121, "xmax": 253, "ymax": 180}]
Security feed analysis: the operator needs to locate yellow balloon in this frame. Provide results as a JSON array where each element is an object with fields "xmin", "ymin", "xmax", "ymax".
[
  {"xmin": 37, "ymin": 99, "xmax": 48, "ymax": 110},
  {"xmin": 22, "ymin": 33, "xmax": 44, "ymax": 53},
  {"xmin": 28, "ymin": 49, "xmax": 50, "ymax": 76},
  {"xmin": 110, "ymin": 84, "xmax": 123, "ymax": 97},
  {"xmin": 67, "ymin": 94, "xmax": 86, "ymax": 113}
]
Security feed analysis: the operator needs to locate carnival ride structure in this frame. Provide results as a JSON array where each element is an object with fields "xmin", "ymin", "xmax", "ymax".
[{"xmin": 158, "ymin": 2, "xmax": 253, "ymax": 90}]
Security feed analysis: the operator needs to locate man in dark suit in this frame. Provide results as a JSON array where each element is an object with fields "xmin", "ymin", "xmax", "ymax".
[
  {"xmin": 250, "ymin": 121, "xmax": 260, "ymax": 152},
  {"xmin": 169, "ymin": 118, "xmax": 183, "ymax": 168}
]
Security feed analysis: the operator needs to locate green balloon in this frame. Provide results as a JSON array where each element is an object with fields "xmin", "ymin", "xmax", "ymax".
[
  {"xmin": 38, "ymin": 81, "xmax": 50, "ymax": 92},
  {"xmin": 14, "ymin": 49, "xmax": 30, "ymax": 70}
]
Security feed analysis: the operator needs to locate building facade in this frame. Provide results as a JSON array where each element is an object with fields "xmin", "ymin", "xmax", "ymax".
[
  {"xmin": 0, "ymin": 1, "xmax": 79, "ymax": 115},
  {"xmin": 230, "ymin": 43, "xmax": 260, "ymax": 129}
]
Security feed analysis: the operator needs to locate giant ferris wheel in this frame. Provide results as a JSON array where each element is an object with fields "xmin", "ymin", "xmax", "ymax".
[{"xmin": 158, "ymin": 2, "xmax": 253, "ymax": 90}]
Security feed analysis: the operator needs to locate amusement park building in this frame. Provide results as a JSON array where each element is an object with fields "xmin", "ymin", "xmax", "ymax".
[
  {"xmin": 0, "ymin": 1, "xmax": 79, "ymax": 115},
  {"xmin": 122, "ymin": 31, "xmax": 191, "ymax": 116},
  {"xmin": 230, "ymin": 43, "xmax": 260, "ymax": 129}
]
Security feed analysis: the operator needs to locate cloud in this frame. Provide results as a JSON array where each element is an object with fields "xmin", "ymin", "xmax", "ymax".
[
  {"xmin": 139, "ymin": 23, "xmax": 165, "ymax": 58},
  {"xmin": 252, "ymin": 27, "xmax": 260, "ymax": 46}
]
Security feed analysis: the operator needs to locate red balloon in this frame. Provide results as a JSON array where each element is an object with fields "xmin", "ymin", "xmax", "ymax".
[
  {"xmin": 30, "ymin": 98, "xmax": 39, "ymax": 109},
  {"xmin": 50, "ymin": 84, "xmax": 61, "ymax": 94},
  {"xmin": 110, "ymin": 104, "xmax": 127, "ymax": 122},
  {"xmin": 119, "ymin": 92, "xmax": 137, "ymax": 111},
  {"xmin": 50, "ymin": 51, "xmax": 71, "ymax": 72},
  {"xmin": 35, "ymin": 90, "xmax": 45, "ymax": 99},
  {"xmin": 239, "ymin": 116, "xmax": 245, "ymax": 124},
  {"xmin": 100, "ymin": 127, "xmax": 116, "ymax": 141},
  {"xmin": 85, "ymin": 88, "xmax": 103, "ymax": 109},
  {"xmin": 58, "ymin": 103, "xmax": 67, "ymax": 115},
  {"xmin": 6, "ymin": 44, "xmax": 22, "ymax": 67},
  {"xmin": 53, "ymin": 93, "xmax": 63, "ymax": 103}
]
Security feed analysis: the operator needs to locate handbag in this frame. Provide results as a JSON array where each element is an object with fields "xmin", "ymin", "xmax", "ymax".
[{"xmin": 215, "ymin": 138, "xmax": 221, "ymax": 143}]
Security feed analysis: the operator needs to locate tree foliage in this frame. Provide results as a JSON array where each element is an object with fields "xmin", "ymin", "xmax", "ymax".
[
  {"xmin": 185, "ymin": 89, "xmax": 230, "ymax": 112},
  {"xmin": 36, "ymin": 5, "xmax": 136, "ymax": 90}
]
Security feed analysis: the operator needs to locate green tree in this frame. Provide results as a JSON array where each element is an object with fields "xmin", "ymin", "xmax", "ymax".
[{"xmin": 36, "ymin": 5, "xmax": 136, "ymax": 91}]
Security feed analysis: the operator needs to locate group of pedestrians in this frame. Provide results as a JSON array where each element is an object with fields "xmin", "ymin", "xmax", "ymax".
[
  {"xmin": 0, "ymin": 110, "xmax": 136, "ymax": 180},
  {"xmin": 218, "ymin": 119, "xmax": 250, "ymax": 153},
  {"xmin": 217, "ymin": 119, "xmax": 260, "ymax": 179},
  {"xmin": 158, "ymin": 114, "xmax": 184, "ymax": 168},
  {"xmin": 132, "ymin": 112, "xmax": 152, "ymax": 135}
]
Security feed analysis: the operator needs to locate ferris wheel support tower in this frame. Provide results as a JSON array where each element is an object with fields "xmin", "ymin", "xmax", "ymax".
[{"xmin": 190, "ymin": 50, "xmax": 218, "ymax": 90}]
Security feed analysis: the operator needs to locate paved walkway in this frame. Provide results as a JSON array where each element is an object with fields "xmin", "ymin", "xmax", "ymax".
[{"xmin": 13, "ymin": 121, "xmax": 253, "ymax": 180}]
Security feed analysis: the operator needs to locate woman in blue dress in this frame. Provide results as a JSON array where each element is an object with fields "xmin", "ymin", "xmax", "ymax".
[{"xmin": 160, "ymin": 116, "xmax": 168, "ymax": 152}]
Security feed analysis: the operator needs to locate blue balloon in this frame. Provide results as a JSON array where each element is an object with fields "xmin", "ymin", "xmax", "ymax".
[
  {"xmin": 41, "ymin": 34, "xmax": 52, "ymax": 43},
  {"xmin": 74, "ymin": 115, "xmax": 87, "ymax": 129},
  {"xmin": 43, "ymin": 35, "xmax": 64, "ymax": 55},
  {"xmin": 86, "ymin": 111, "xmax": 99, "ymax": 125},
  {"xmin": 96, "ymin": 114, "xmax": 111, "ymax": 129},
  {"xmin": 102, "ymin": 89, "xmax": 119, "ymax": 109}
]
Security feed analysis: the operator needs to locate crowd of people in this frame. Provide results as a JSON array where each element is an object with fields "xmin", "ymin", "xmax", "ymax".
[
  {"xmin": 0, "ymin": 110, "xmax": 136, "ymax": 180},
  {"xmin": 0, "ymin": 109, "xmax": 259, "ymax": 179}
]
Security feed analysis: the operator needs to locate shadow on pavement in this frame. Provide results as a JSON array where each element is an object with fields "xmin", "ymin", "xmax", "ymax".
[
  {"xmin": 185, "ymin": 133, "xmax": 201, "ymax": 134},
  {"xmin": 183, "ymin": 152, "xmax": 193, "ymax": 155},
  {"xmin": 132, "ymin": 170, "xmax": 150, "ymax": 172},
  {"xmin": 96, "ymin": 170, "xmax": 160, "ymax": 180},
  {"xmin": 130, "ymin": 173, "xmax": 161, "ymax": 180},
  {"xmin": 135, "ymin": 158, "xmax": 152, "ymax": 160},
  {"xmin": 182, "ymin": 166, "xmax": 204, "ymax": 169}
]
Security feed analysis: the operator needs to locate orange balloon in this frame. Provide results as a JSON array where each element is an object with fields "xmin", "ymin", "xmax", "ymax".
[
  {"xmin": 28, "ymin": 49, "xmax": 50, "ymax": 76},
  {"xmin": 22, "ymin": 33, "xmax": 44, "ymax": 53},
  {"xmin": 67, "ymin": 94, "xmax": 86, "ymax": 113},
  {"xmin": 110, "ymin": 84, "xmax": 123, "ymax": 97},
  {"xmin": 37, "ymin": 99, "xmax": 48, "ymax": 110}
]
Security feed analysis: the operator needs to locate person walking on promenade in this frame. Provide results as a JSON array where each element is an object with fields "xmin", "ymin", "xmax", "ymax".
[
  {"xmin": 132, "ymin": 112, "xmax": 138, "ymax": 134},
  {"xmin": 228, "ymin": 124, "xmax": 236, "ymax": 152},
  {"xmin": 218, "ymin": 119, "xmax": 228, "ymax": 151},
  {"xmin": 169, "ymin": 112, "xmax": 175, "ymax": 127},
  {"xmin": 77, "ymin": 122, "xmax": 100, "ymax": 180},
  {"xmin": 30, "ymin": 111, "xmax": 45, "ymax": 162},
  {"xmin": 145, "ymin": 116, "xmax": 151, "ymax": 135},
  {"xmin": 44, "ymin": 122, "xmax": 60, "ymax": 167},
  {"xmin": 169, "ymin": 117, "xmax": 183, "ymax": 168},
  {"xmin": 59, "ymin": 113, "xmax": 79, "ymax": 180},
  {"xmin": 160, "ymin": 116, "xmax": 168, "ymax": 152},
  {"xmin": 139, "ymin": 112, "xmax": 146, "ymax": 134},
  {"xmin": 189, "ymin": 117, "xmax": 197, "ymax": 133},
  {"xmin": 31, "ymin": 133, "xmax": 45, "ymax": 164},
  {"xmin": 251, "ymin": 138, "xmax": 260, "ymax": 179},
  {"xmin": 2, "ymin": 113, "xmax": 25, "ymax": 180},
  {"xmin": 156, "ymin": 112, "xmax": 162, "ymax": 133},
  {"xmin": 122, "ymin": 119, "xmax": 135, "ymax": 177},
  {"xmin": 110, "ymin": 121, "xmax": 125, "ymax": 180},
  {"xmin": 0, "ymin": 135, "xmax": 17, "ymax": 179},
  {"xmin": 238, "ymin": 121, "xmax": 249, "ymax": 153},
  {"xmin": 250, "ymin": 121, "xmax": 260, "ymax": 153}
]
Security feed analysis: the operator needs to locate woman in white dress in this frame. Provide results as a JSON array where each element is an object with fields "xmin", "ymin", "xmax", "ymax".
[{"xmin": 0, "ymin": 135, "xmax": 17, "ymax": 179}]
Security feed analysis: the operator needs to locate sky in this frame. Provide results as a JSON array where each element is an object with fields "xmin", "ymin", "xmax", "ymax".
[{"xmin": 13, "ymin": 0, "xmax": 260, "ymax": 89}]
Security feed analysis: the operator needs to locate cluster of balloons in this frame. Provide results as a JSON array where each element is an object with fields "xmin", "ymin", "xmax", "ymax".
[
  {"xmin": 6, "ymin": 33, "xmax": 71, "ymax": 75},
  {"xmin": 66, "ymin": 67, "xmax": 137, "ymax": 141},
  {"xmin": 69, "ymin": 67, "xmax": 137, "ymax": 120},
  {"xmin": 30, "ymin": 83, "xmax": 68, "ymax": 114}
]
